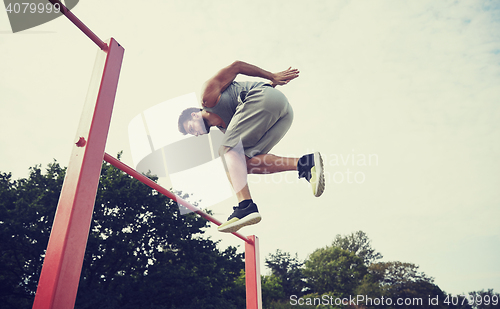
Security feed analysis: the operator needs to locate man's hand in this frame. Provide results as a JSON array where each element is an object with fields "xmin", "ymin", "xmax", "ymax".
[{"xmin": 270, "ymin": 67, "xmax": 299, "ymax": 87}]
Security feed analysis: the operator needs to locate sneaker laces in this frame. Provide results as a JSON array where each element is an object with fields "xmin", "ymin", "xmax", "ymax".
[{"xmin": 297, "ymin": 154, "xmax": 314, "ymax": 181}]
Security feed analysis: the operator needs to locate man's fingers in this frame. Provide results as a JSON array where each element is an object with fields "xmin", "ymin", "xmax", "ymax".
[{"xmin": 272, "ymin": 67, "xmax": 299, "ymax": 86}]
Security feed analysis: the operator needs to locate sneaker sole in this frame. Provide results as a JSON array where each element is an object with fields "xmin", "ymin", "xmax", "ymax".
[
  {"xmin": 313, "ymin": 152, "xmax": 325, "ymax": 197},
  {"xmin": 218, "ymin": 213, "xmax": 262, "ymax": 233}
]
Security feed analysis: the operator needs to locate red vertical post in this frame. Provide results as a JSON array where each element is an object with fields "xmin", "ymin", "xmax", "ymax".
[
  {"xmin": 32, "ymin": 38, "xmax": 124, "ymax": 309},
  {"xmin": 245, "ymin": 235, "xmax": 262, "ymax": 309}
]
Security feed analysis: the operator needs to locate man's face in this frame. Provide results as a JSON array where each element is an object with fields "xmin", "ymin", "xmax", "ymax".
[{"xmin": 183, "ymin": 112, "xmax": 208, "ymax": 137}]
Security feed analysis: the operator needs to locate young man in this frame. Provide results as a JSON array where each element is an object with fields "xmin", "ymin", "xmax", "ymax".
[{"xmin": 178, "ymin": 61, "xmax": 325, "ymax": 233}]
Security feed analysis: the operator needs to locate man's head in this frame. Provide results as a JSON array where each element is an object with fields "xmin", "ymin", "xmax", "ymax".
[{"xmin": 178, "ymin": 107, "xmax": 210, "ymax": 136}]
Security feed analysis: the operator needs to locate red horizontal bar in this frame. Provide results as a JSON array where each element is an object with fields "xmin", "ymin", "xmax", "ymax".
[
  {"xmin": 103, "ymin": 153, "xmax": 253, "ymax": 244},
  {"xmin": 48, "ymin": 0, "xmax": 108, "ymax": 51}
]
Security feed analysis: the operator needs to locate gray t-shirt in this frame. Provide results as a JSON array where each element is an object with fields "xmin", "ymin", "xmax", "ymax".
[
  {"xmin": 202, "ymin": 80, "xmax": 293, "ymax": 158},
  {"xmin": 204, "ymin": 81, "xmax": 267, "ymax": 131}
]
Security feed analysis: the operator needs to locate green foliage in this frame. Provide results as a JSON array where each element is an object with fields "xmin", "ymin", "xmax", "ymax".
[
  {"xmin": 0, "ymin": 162, "xmax": 65, "ymax": 309},
  {"xmin": 261, "ymin": 273, "xmax": 286, "ymax": 307},
  {"xmin": 357, "ymin": 261, "xmax": 447, "ymax": 309},
  {"xmin": 233, "ymin": 268, "xmax": 287, "ymax": 308},
  {"xmin": 265, "ymin": 249, "xmax": 306, "ymax": 297},
  {"xmin": 303, "ymin": 246, "xmax": 367, "ymax": 297},
  {"xmin": 331, "ymin": 231, "xmax": 382, "ymax": 265},
  {"xmin": 0, "ymin": 160, "xmax": 245, "ymax": 309},
  {"xmin": 76, "ymin": 160, "xmax": 245, "ymax": 309}
]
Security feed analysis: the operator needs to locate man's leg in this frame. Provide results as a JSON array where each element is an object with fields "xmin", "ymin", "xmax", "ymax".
[
  {"xmin": 219, "ymin": 145, "xmax": 251, "ymax": 202},
  {"xmin": 220, "ymin": 151, "xmax": 301, "ymax": 196},
  {"xmin": 218, "ymin": 145, "xmax": 262, "ymax": 233},
  {"xmin": 246, "ymin": 152, "xmax": 325, "ymax": 197},
  {"xmin": 220, "ymin": 149, "xmax": 325, "ymax": 199},
  {"xmin": 217, "ymin": 148, "xmax": 325, "ymax": 233},
  {"xmin": 246, "ymin": 154, "xmax": 299, "ymax": 174}
]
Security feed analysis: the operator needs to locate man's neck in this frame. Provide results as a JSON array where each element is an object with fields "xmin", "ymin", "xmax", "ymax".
[{"xmin": 202, "ymin": 110, "xmax": 226, "ymax": 128}]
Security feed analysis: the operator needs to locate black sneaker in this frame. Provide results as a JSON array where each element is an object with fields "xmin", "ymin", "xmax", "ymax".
[
  {"xmin": 217, "ymin": 203, "xmax": 262, "ymax": 233},
  {"xmin": 298, "ymin": 152, "xmax": 325, "ymax": 197}
]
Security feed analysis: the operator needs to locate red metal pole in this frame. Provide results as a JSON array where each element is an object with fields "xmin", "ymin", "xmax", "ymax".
[
  {"xmin": 245, "ymin": 235, "xmax": 262, "ymax": 309},
  {"xmin": 48, "ymin": 0, "xmax": 108, "ymax": 50},
  {"xmin": 32, "ymin": 38, "xmax": 124, "ymax": 309},
  {"xmin": 102, "ymin": 153, "xmax": 253, "ymax": 244}
]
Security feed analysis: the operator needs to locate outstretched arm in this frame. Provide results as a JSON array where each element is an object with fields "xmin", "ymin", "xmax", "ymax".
[{"xmin": 202, "ymin": 61, "xmax": 299, "ymax": 107}]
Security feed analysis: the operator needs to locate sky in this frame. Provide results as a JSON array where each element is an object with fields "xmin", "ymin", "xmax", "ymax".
[{"xmin": 1, "ymin": 0, "xmax": 499, "ymax": 296}]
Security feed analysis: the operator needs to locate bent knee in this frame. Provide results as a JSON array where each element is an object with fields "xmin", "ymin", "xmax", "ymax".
[
  {"xmin": 218, "ymin": 146, "xmax": 231, "ymax": 157},
  {"xmin": 246, "ymin": 156, "xmax": 261, "ymax": 174}
]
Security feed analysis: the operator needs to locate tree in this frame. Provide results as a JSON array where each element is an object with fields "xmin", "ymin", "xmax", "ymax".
[
  {"xmin": 357, "ymin": 261, "xmax": 447, "ymax": 309},
  {"xmin": 261, "ymin": 273, "xmax": 286, "ymax": 308},
  {"xmin": 0, "ymin": 162, "xmax": 64, "ymax": 309},
  {"xmin": 459, "ymin": 290, "xmax": 500, "ymax": 309},
  {"xmin": 303, "ymin": 246, "xmax": 367, "ymax": 297},
  {"xmin": 232, "ymin": 269, "xmax": 288, "ymax": 309},
  {"xmin": 0, "ymin": 158, "xmax": 246, "ymax": 309},
  {"xmin": 265, "ymin": 249, "xmax": 306, "ymax": 297},
  {"xmin": 332, "ymin": 231, "xmax": 382, "ymax": 265}
]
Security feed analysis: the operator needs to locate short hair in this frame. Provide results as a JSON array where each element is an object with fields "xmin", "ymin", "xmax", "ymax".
[{"xmin": 178, "ymin": 107, "xmax": 202, "ymax": 135}]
